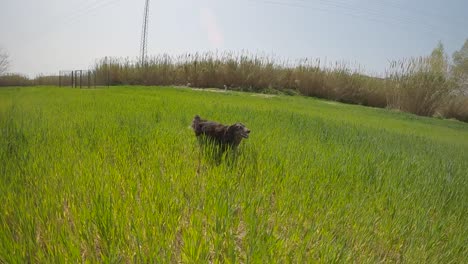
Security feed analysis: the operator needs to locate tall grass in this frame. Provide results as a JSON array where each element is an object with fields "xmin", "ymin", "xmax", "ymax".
[
  {"xmin": 93, "ymin": 52, "xmax": 388, "ymax": 108},
  {"xmin": 441, "ymin": 96, "xmax": 468, "ymax": 122},
  {"xmin": 386, "ymin": 57, "xmax": 456, "ymax": 116},
  {"xmin": 0, "ymin": 86, "xmax": 467, "ymax": 262}
]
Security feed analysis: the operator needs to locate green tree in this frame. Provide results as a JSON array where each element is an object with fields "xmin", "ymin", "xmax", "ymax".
[
  {"xmin": 452, "ymin": 39, "xmax": 468, "ymax": 90},
  {"xmin": 429, "ymin": 41, "xmax": 448, "ymax": 74}
]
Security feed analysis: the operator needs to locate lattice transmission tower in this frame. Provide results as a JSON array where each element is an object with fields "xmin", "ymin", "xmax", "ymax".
[{"xmin": 140, "ymin": 0, "xmax": 150, "ymax": 65}]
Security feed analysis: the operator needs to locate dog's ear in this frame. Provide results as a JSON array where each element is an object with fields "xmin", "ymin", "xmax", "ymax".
[
  {"xmin": 227, "ymin": 124, "xmax": 238, "ymax": 134},
  {"xmin": 227, "ymin": 123, "xmax": 243, "ymax": 136},
  {"xmin": 232, "ymin": 123, "xmax": 244, "ymax": 129}
]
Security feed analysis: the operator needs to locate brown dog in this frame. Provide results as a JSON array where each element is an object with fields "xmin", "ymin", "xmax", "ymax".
[{"xmin": 191, "ymin": 115, "xmax": 250, "ymax": 149}]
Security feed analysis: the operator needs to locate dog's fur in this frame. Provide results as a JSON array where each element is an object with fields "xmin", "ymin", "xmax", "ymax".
[{"xmin": 191, "ymin": 115, "xmax": 250, "ymax": 149}]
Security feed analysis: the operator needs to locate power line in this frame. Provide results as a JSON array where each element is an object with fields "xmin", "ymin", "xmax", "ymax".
[
  {"xmin": 60, "ymin": 0, "xmax": 124, "ymax": 27},
  {"xmin": 343, "ymin": 0, "xmax": 466, "ymax": 33},
  {"xmin": 246, "ymin": 0, "xmax": 458, "ymax": 39},
  {"xmin": 24, "ymin": 0, "xmax": 123, "ymax": 44},
  {"xmin": 375, "ymin": 0, "xmax": 466, "ymax": 26}
]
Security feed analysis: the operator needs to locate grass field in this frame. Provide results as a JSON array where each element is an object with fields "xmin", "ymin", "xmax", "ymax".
[{"xmin": 1, "ymin": 86, "xmax": 467, "ymax": 263}]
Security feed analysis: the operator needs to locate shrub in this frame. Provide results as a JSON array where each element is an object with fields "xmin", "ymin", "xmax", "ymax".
[
  {"xmin": 386, "ymin": 57, "xmax": 455, "ymax": 116},
  {"xmin": 0, "ymin": 74, "xmax": 32, "ymax": 86},
  {"xmin": 442, "ymin": 96, "xmax": 468, "ymax": 122}
]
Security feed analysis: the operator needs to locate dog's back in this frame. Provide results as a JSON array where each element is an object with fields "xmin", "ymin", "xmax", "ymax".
[
  {"xmin": 192, "ymin": 115, "xmax": 223, "ymax": 137},
  {"xmin": 191, "ymin": 115, "xmax": 250, "ymax": 148}
]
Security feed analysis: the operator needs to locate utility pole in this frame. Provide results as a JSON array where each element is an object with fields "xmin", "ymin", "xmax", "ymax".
[{"xmin": 140, "ymin": 0, "xmax": 150, "ymax": 66}]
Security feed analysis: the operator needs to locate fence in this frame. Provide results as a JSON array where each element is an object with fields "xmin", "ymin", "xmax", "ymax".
[{"xmin": 59, "ymin": 70, "xmax": 96, "ymax": 88}]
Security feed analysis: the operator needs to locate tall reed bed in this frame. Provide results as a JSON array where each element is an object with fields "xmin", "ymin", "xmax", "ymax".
[
  {"xmin": 386, "ymin": 57, "xmax": 456, "ymax": 117},
  {"xmin": 93, "ymin": 52, "xmax": 388, "ymax": 108}
]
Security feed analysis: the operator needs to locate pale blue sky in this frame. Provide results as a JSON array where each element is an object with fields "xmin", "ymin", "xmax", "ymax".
[{"xmin": 0, "ymin": 0, "xmax": 466, "ymax": 76}]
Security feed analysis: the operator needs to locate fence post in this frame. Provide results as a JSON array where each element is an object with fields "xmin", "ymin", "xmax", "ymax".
[
  {"xmin": 80, "ymin": 70, "xmax": 82, "ymax": 89},
  {"xmin": 59, "ymin": 71, "xmax": 61, "ymax": 87},
  {"xmin": 71, "ymin": 71, "xmax": 74, "ymax": 88},
  {"xmin": 107, "ymin": 58, "xmax": 110, "ymax": 88}
]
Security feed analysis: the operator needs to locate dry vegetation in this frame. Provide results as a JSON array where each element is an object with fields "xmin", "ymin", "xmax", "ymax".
[
  {"xmin": 93, "ymin": 53, "xmax": 389, "ymax": 108},
  {"xmin": 0, "ymin": 73, "xmax": 59, "ymax": 86}
]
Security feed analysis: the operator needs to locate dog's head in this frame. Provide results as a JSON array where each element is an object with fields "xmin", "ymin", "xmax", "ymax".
[
  {"xmin": 228, "ymin": 123, "xmax": 251, "ymax": 139},
  {"xmin": 192, "ymin": 115, "xmax": 203, "ymax": 133}
]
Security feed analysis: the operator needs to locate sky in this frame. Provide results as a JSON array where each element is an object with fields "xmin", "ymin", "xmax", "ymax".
[{"xmin": 0, "ymin": 0, "xmax": 466, "ymax": 77}]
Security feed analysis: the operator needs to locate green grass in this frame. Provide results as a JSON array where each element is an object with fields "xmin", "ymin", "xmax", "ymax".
[{"xmin": 1, "ymin": 86, "xmax": 467, "ymax": 263}]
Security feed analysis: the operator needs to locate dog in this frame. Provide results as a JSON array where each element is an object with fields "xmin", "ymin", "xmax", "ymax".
[{"xmin": 191, "ymin": 115, "xmax": 250, "ymax": 149}]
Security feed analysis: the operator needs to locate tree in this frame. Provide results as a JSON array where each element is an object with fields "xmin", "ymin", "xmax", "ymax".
[
  {"xmin": 452, "ymin": 39, "xmax": 468, "ymax": 91},
  {"xmin": 0, "ymin": 47, "xmax": 9, "ymax": 75},
  {"xmin": 429, "ymin": 41, "xmax": 449, "ymax": 75}
]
